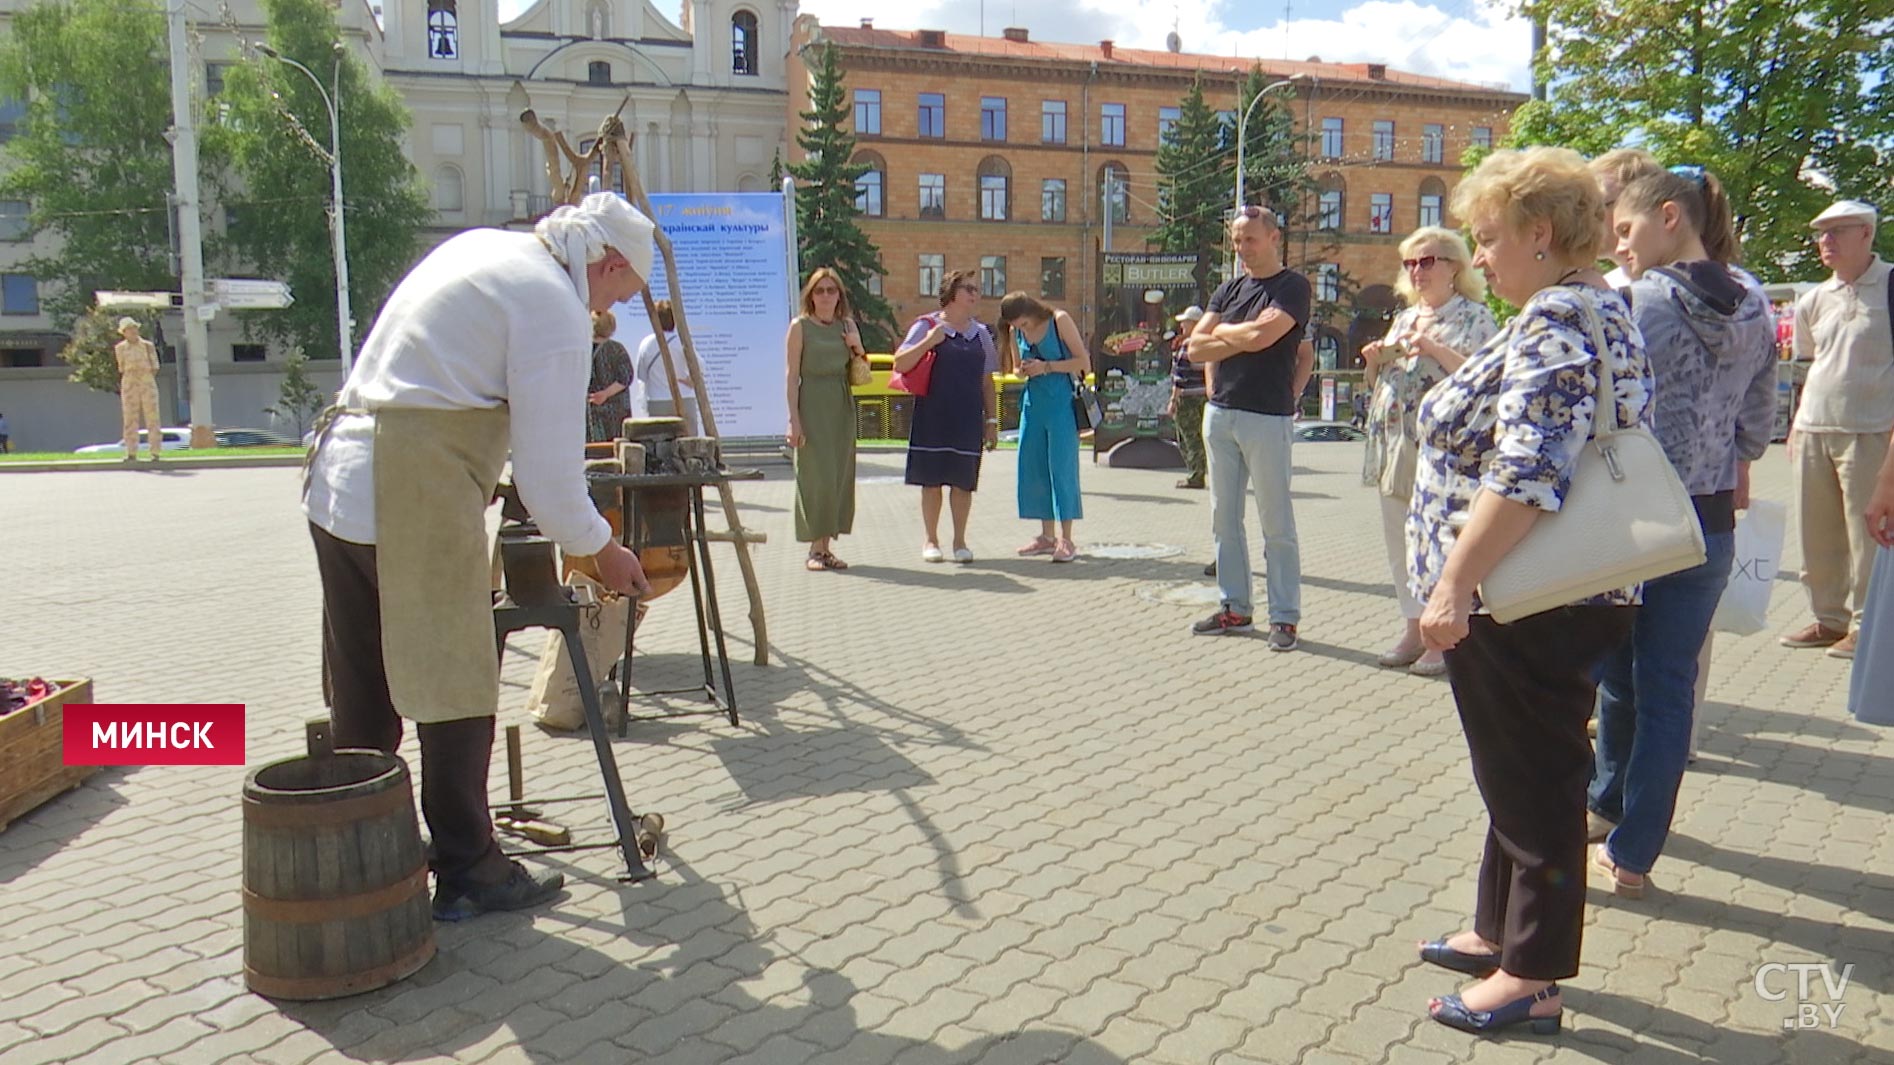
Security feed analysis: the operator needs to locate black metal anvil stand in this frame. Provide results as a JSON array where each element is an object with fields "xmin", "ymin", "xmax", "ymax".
[
  {"xmin": 493, "ymin": 526, "xmax": 654, "ymax": 882},
  {"xmin": 585, "ymin": 467, "xmax": 765, "ymax": 731}
]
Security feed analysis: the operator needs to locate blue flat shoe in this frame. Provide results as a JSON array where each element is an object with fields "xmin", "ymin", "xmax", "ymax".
[
  {"xmin": 1430, "ymin": 984, "xmax": 1561, "ymax": 1035},
  {"xmin": 1418, "ymin": 938, "xmax": 1501, "ymax": 976}
]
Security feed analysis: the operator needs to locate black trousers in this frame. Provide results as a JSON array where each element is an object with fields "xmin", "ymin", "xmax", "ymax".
[
  {"xmin": 1444, "ymin": 605, "xmax": 1637, "ymax": 981},
  {"xmin": 310, "ymin": 522, "xmax": 510, "ymax": 888}
]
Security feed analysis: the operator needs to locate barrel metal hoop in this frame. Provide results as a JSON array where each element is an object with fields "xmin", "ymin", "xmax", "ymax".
[
  {"xmin": 245, "ymin": 935, "xmax": 437, "ymax": 1001},
  {"xmin": 243, "ymin": 866, "xmax": 429, "ymax": 924},
  {"xmin": 241, "ymin": 780, "xmax": 407, "ymax": 830}
]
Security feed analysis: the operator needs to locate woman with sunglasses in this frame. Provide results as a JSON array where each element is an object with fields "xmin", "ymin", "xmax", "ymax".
[
  {"xmin": 1359, "ymin": 227, "xmax": 1497, "ymax": 676},
  {"xmin": 786, "ymin": 267, "xmax": 866, "ymax": 571}
]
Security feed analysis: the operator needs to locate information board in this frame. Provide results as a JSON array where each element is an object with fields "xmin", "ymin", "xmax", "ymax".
[{"xmin": 610, "ymin": 192, "xmax": 793, "ymax": 440}]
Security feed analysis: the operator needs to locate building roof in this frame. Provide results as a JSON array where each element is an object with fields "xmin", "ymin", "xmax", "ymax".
[{"xmin": 819, "ymin": 25, "xmax": 1524, "ymax": 98}]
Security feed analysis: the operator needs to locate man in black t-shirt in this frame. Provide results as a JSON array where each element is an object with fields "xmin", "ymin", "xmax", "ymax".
[{"xmin": 1186, "ymin": 207, "xmax": 1311, "ymax": 648}]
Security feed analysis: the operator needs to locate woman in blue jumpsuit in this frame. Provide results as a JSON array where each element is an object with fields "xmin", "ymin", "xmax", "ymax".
[{"xmin": 999, "ymin": 293, "xmax": 1089, "ymax": 562}]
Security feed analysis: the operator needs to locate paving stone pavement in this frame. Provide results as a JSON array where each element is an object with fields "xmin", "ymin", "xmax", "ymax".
[{"xmin": 2, "ymin": 443, "xmax": 1890, "ymax": 1065}]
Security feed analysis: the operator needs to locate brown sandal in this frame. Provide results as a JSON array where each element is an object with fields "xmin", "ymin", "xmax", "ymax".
[{"xmin": 806, "ymin": 551, "xmax": 849, "ymax": 571}]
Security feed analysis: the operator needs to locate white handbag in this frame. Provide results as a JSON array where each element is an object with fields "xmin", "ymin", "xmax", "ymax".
[{"xmin": 1477, "ymin": 296, "xmax": 1707, "ymax": 624}]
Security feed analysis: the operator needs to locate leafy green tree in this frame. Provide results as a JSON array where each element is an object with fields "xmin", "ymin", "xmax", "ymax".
[
  {"xmin": 1526, "ymin": 0, "xmax": 1894, "ymax": 278},
  {"xmin": 0, "ymin": 0, "xmax": 195, "ymax": 328},
  {"xmin": 57, "ymin": 306, "xmax": 156, "ymax": 394},
  {"xmin": 786, "ymin": 44, "xmax": 896, "ymax": 349},
  {"xmin": 263, "ymin": 352, "xmax": 327, "ymax": 437},
  {"xmin": 1152, "ymin": 77, "xmax": 1229, "ymax": 306},
  {"xmin": 210, "ymin": 0, "xmax": 431, "ymax": 361}
]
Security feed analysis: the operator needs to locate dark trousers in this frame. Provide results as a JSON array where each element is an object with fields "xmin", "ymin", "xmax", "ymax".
[
  {"xmin": 310, "ymin": 522, "xmax": 510, "ymax": 888},
  {"xmin": 1444, "ymin": 605, "xmax": 1637, "ymax": 980}
]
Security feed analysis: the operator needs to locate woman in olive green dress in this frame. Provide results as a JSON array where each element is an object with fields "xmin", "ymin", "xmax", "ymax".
[{"xmin": 786, "ymin": 267, "xmax": 864, "ymax": 570}]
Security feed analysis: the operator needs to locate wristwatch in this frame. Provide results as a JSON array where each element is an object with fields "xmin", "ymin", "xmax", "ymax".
[{"xmin": 986, "ymin": 417, "xmax": 1000, "ymax": 426}]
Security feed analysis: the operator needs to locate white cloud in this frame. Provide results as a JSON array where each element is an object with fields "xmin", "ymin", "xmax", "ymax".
[{"xmin": 797, "ymin": 0, "xmax": 1532, "ymax": 92}]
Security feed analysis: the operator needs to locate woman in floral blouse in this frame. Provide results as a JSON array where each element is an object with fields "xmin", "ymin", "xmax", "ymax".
[
  {"xmin": 1407, "ymin": 147, "xmax": 1653, "ymax": 1037},
  {"xmin": 1361, "ymin": 227, "xmax": 1497, "ymax": 677}
]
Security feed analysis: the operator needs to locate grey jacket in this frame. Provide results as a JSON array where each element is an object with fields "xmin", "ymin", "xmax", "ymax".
[{"xmin": 1626, "ymin": 262, "xmax": 1778, "ymax": 496}]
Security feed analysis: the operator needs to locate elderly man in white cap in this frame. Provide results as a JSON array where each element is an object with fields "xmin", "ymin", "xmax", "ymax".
[
  {"xmin": 114, "ymin": 316, "xmax": 162, "ymax": 461},
  {"xmin": 303, "ymin": 192, "xmax": 658, "ymax": 920},
  {"xmin": 1783, "ymin": 199, "xmax": 1892, "ymax": 659}
]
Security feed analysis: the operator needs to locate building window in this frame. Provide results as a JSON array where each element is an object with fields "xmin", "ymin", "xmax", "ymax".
[
  {"xmin": 232, "ymin": 343, "xmax": 267, "ymax": 363},
  {"xmin": 731, "ymin": 11, "xmax": 759, "ymax": 75},
  {"xmin": 918, "ymin": 173, "xmax": 945, "ymax": 218},
  {"xmin": 855, "ymin": 164, "xmax": 884, "ymax": 217},
  {"xmin": 1041, "ymin": 179, "xmax": 1066, "ymax": 223},
  {"xmin": 853, "ymin": 89, "xmax": 881, "ymax": 135},
  {"xmin": 0, "ymin": 200, "xmax": 28, "ymax": 241},
  {"xmin": 1320, "ymin": 117, "xmax": 1343, "ymax": 158},
  {"xmin": 1317, "ymin": 185, "xmax": 1343, "ymax": 231},
  {"xmin": 1098, "ymin": 162, "xmax": 1129, "ymax": 223},
  {"xmin": 1472, "ymin": 126, "xmax": 1493, "ymax": 150},
  {"xmin": 976, "ymin": 156, "xmax": 1011, "ymax": 221},
  {"xmin": 1418, "ymin": 176, "xmax": 1447, "ymax": 228},
  {"xmin": 426, "ymin": 0, "xmax": 458, "ymax": 59},
  {"xmin": 1215, "ymin": 110, "xmax": 1236, "ymax": 131},
  {"xmin": 1158, "ymin": 106, "xmax": 1181, "ymax": 144},
  {"xmin": 1041, "ymin": 257, "xmax": 1066, "ymax": 300},
  {"xmin": 205, "ymin": 62, "xmax": 230, "ymax": 97},
  {"xmin": 434, "ymin": 165, "xmax": 464, "ymax": 212},
  {"xmin": 2, "ymin": 273, "xmax": 39, "ymax": 315},
  {"xmin": 1422, "ymin": 123, "xmax": 1443, "ymax": 164},
  {"xmin": 981, "ymin": 97, "xmax": 1007, "ymax": 142},
  {"xmin": 864, "ymin": 273, "xmax": 883, "ymax": 296},
  {"xmin": 1372, "ymin": 120, "xmax": 1394, "ymax": 161},
  {"xmin": 1314, "ymin": 263, "xmax": 1338, "ymax": 303},
  {"xmin": 919, "ymin": 254, "xmax": 944, "ymax": 298},
  {"xmin": 587, "ymin": 60, "xmax": 612, "ymax": 85},
  {"xmin": 1100, "ymin": 103, "xmax": 1125, "ymax": 147},
  {"xmin": 918, "ymin": 93, "xmax": 945, "ymax": 138},
  {"xmin": 1041, "ymin": 100, "xmax": 1066, "ymax": 144},
  {"xmin": 1369, "ymin": 192, "xmax": 1393, "ymax": 234},
  {"xmin": 979, "ymin": 255, "xmax": 1007, "ymax": 298}
]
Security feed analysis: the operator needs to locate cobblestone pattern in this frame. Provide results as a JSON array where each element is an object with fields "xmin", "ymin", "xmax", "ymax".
[{"xmin": 1, "ymin": 446, "xmax": 1889, "ymax": 1064}]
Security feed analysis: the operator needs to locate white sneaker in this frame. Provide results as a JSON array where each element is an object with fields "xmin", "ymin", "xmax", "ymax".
[
  {"xmin": 952, "ymin": 547, "xmax": 974, "ymax": 564},
  {"xmin": 921, "ymin": 544, "xmax": 944, "ymax": 563}
]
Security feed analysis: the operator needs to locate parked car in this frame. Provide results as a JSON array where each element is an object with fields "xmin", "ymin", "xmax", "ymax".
[
  {"xmin": 74, "ymin": 426, "xmax": 300, "ymax": 453},
  {"xmin": 75, "ymin": 428, "xmax": 194, "ymax": 454},
  {"xmin": 1293, "ymin": 421, "xmax": 1366, "ymax": 443}
]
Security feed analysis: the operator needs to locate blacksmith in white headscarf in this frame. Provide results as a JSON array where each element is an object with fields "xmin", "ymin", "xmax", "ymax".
[{"xmin": 302, "ymin": 193, "xmax": 656, "ymax": 922}]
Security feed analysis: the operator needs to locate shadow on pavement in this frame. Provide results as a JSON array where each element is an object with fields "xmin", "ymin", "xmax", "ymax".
[
  {"xmin": 0, "ymin": 767, "xmax": 135, "ymax": 884},
  {"xmin": 1562, "ymin": 986, "xmax": 1874, "ymax": 1061},
  {"xmin": 274, "ymin": 852, "xmax": 1130, "ymax": 1064}
]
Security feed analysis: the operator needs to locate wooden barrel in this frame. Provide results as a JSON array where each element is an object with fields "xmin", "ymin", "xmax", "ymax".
[{"xmin": 242, "ymin": 750, "xmax": 435, "ymax": 1000}]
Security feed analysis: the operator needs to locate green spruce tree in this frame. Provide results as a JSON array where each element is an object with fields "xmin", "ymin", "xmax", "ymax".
[
  {"xmin": 1152, "ymin": 77, "xmax": 1230, "ymax": 306},
  {"xmin": 786, "ymin": 44, "xmax": 896, "ymax": 349}
]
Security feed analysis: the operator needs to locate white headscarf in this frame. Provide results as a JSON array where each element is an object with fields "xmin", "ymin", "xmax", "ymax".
[{"xmin": 534, "ymin": 192, "xmax": 656, "ymax": 309}]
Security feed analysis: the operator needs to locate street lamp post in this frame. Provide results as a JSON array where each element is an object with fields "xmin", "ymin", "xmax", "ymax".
[
  {"xmin": 1234, "ymin": 74, "xmax": 1308, "ymax": 217},
  {"xmin": 258, "ymin": 42, "xmax": 353, "ymax": 375}
]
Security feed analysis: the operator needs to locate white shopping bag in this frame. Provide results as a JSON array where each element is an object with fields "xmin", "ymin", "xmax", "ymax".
[{"xmin": 1711, "ymin": 500, "xmax": 1787, "ymax": 636}]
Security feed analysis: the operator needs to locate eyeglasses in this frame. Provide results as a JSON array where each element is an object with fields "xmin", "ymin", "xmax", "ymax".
[
  {"xmin": 1401, "ymin": 255, "xmax": 1440, "ymax": 271},
  {"xmin": 812, "ymin": 285, "xmax": 841, "ymax": 295}
]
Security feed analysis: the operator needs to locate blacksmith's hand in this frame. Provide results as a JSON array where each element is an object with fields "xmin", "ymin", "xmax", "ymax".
[{"xmin": 596, "ymin": 541, "xmax": 653, "ymax": 597}]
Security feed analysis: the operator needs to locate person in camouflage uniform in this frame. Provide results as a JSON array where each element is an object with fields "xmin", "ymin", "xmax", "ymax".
[{"xmin": 114, "ymin": 318, "xmax": 162, "ymax": 460}]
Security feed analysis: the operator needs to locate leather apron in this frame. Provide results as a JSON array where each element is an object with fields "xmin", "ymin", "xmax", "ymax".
[{"xmin": 307, "ymin": 403, "xmax": 511, "ymax": 724}]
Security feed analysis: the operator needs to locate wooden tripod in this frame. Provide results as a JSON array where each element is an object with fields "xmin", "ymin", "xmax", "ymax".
[{"xmin": 521, "ymin": 100, "xmax": 770, "ymax": 666}]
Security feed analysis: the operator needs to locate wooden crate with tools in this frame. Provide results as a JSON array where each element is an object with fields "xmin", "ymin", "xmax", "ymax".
[{"xmin": 0, "ymin": 678, "xmax": 98, "ymax": 833}]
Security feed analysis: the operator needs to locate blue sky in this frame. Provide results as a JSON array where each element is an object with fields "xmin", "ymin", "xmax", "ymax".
[{"xmin": 494, "ymin": 1, "xmax": 1532, "ymax": 92}]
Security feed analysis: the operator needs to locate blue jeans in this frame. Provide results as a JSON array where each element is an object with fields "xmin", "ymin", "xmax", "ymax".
[
  {"xmin": 1587, "ymin": 529, "xmax": 1735, "ymax": 875},
  {"xmin": 1204, "ymin": 404, "xmax": 1301, "ymax": 623}
]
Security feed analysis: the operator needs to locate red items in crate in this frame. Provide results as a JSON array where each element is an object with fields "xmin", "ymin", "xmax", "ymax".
[{"xmin": 2, "ymin": 678, "xmax": 56, "ymax": 716}]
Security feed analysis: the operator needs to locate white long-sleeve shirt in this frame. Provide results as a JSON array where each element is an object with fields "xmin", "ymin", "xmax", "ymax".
[{"xmin": 303, "ymin": 229, "xmax": 613, "ymax": 556}]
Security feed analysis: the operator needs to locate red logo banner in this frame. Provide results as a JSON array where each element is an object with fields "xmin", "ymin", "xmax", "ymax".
[{"xmin": 62, "ymin": 704, "xmax": 246, "ymax": 766}]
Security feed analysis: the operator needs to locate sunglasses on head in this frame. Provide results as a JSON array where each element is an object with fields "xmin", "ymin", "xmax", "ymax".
[
  {"xmin": 1235, "ymin": 205, "xmax": 1281, "ymax": 224},
  {"xmin": 1401, "ymin": 255, "xmax": 1440, "ymax": 271}
]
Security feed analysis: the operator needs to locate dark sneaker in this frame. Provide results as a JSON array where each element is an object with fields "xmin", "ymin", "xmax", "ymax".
[
  {"xmin": 1826, "ymin": 632, "xmax": 1857, "ymax": 659},
  {"xmin": 432, "ymin": 860, "xmax": 565, "ymax": 922},
  {"xmin": 1266, "ymin": 623, "xmax": 1299, "ymax": 652},
  {"xmin": 1780, "ymin": 622, "xmax": 1846, "ymax": 648},
  {"xmin": 1176, "ymin": 477, "xmax": 1205, "ymax": 490},
  {"xmin": 1192, "ymin": 607, "xmax": 1253, "ymax": 636},
  {"xmin": 1203, "ymin": 560, "xmax": 1217, "ymax": 577}
]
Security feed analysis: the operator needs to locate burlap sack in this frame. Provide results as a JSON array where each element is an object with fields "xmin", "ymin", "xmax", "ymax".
[{"xmin": 524, "ymin": 573, "xmax": 631, "ymax": 731}]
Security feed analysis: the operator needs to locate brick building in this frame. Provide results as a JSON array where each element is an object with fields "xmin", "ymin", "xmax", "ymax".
[{"xmin": 786, "ymin": 17, "xmax": 1526, "ymax": 366}]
